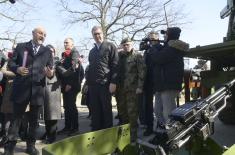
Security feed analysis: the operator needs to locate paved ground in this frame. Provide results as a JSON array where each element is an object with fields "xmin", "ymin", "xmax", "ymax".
[
  {"xmin": 1, "ymin": 98, "xmax": 235, "ymax": 155},
  {"xmin": 0, "ymin": 104, "xmax": 119, "ymax": 155}
]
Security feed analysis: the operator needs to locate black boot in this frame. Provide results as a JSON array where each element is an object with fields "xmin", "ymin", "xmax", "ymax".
[
  {"xmin": 3, "ymin": 141, "xmax": 16, "ymax": 155},
  {"xmin": 25, "ymin": 144, "xmax": 39, "ymax": 155}
]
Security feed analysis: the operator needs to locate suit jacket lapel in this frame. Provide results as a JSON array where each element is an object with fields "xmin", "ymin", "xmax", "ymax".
[
  {"xmin": 36, "ymin": 46, "xmax": 45, "ymax": 55},
  {"xmin": 25, "ymin": 41, "xmax": 34, "ymax": 57}
]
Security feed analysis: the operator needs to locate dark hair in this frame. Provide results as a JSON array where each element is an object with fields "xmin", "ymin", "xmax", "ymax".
[{"xmin": 161, "ymin": 27, "xmax": 181, "ymax": 41}]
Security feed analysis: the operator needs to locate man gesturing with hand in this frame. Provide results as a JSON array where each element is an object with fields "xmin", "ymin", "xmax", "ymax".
[{"xmin": 3, "ymin": 26, "xmax": 53, "ymax": 155}]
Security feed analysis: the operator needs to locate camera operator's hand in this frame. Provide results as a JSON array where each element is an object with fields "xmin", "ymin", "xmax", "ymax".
[
  {"xmin": 136, "ymin": 88, "xmax": 142, "ymax": 94},
  {"xmin": 17, "ymin": 66, "xmax": 29, "ymax": 76}
]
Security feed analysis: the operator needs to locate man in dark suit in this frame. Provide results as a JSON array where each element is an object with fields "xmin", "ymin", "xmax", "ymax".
[
  {"xmin": 3, "ymin": 26, "xmax": 53, "ymax": 155},
  {"xmin": 87, "ymin": 26, "xmax": 118, "ymax": 131}
]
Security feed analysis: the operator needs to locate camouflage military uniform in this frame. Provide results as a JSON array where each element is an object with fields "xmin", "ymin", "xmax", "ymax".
[{"xmin": 116, "ymin": 49, "xmax": 146, "ymax": 142}]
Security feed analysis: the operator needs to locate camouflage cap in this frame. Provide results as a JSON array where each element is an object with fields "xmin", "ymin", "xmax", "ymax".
[{"xmin": 121, "ymin": 37, "xmax": 132, "ymax": 44}]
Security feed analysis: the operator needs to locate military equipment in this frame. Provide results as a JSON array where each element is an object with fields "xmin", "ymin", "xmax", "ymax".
[
  {"xmin": 220, "ymin": 0, "xmax": 234, "ymax": 19},
  {"xmin": 42, "ymin": 124, "xmax": 131, "ymax": 155},
  {"xmin": 137, "ymin": 79, "xmax": 235, "ymax": 155},
  {"xmin": 184, "ymin": 0, "xmax": 235, "ymax": 125}
]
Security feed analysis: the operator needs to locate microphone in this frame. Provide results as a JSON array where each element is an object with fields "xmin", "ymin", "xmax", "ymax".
[{"xmin": 22, "ymin": 51, "xmax": 28, "ymax": 67}]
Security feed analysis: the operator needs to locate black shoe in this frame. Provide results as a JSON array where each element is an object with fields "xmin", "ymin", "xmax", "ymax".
[
  {"xmin": 67, "ymin": 129, "xmax": 79, "ymax": 136},
  {"xmin": 44, "ymin": 137, "xmax": 56, "ymax": 144},
  {"xmin": 25, "ymin": 145, "xmax": 39, "ymax": 155},
  {"xmin": 143, "ymin": 128, "xmax": 153, "ymax": 136},
  {"xmin": 57, "ymin": 127, "xmax": 70, "ymax": 135},
  {"xmin": 39, "ymin": 132, "xmax": 47, "ymax": 140}
]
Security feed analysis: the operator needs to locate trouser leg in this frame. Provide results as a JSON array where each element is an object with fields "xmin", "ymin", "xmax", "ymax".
[
  {"xmin": 100, "ymin": 86, "xmax": 112, "ymax": 129},
  {"xmin": 45, "ymin": 120, "xmax": 57, "ymax": 141},
  {"xmin": 63, "ymin": 93, "xmax": 72, "ymax": 129},
  {"xmin": 161, "ymin": 90, "xmax": 178, "ymax": 124},
  {"xmin": 144, "ymin": 90, "xmax": 154, "ymax": 130},
  {"xmin": 5, "ymin": 103, "xmax": 28, "ymax": 153},
  {"xmin": 126, "ymin": 92, "xmax": 138, "ymax": 142},
  {"xmin": 69, "ymin": 90, "xmax": 79, "ymax": 129},
  {"xmin": 89, "ymin": 85, "xmax": 102, "ymax": 131},
  {"xmin": 154, "ymin": 92, "xmax": 164, "ymax": 125},
  {"xmin": 26, "ymin": 105, "xmax": 41, "ymax": 145}
]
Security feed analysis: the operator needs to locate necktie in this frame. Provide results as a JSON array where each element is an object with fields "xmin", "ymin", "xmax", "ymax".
[{"xmin": 34, "ymin": 45, "xmax": 39, "ymax": 55}]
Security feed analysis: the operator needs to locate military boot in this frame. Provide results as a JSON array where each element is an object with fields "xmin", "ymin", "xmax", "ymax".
[{"xmin": 25, "ymin": 143, "xmax": 39, "ymax": 155}]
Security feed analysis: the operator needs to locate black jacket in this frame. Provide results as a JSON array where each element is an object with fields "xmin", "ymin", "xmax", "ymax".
[
  {"xmin": 151, "ymin": 40, "xmax": 189, "ymax": 92},
  {"xmin": 9, "ymin": 41, "xmax": 53, "ymax": 105},
  {"xmin": 87, "ymin": 41, "xmax": 118, "ymax": 85},
  {"xmin": 56, "ymin": 47, "xmax": 84, "ymax": 93},
  {"xmin": 143, "ymin": 44, "xmax": 162, "ymax": 91}
]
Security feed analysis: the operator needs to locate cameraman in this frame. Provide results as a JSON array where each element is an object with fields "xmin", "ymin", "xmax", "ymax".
[
  {"xmin": 142, "ymin": 31, "xmax": 162, "ymax": 136},
  {"xmin": 151, "ymin": 27, "xmax": 189, "ymax": 131}
]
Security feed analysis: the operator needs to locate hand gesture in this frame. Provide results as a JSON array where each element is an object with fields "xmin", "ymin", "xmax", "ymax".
[{"xmin": 44, "ymin": 66, "xmax": 54, "ymax": 78}]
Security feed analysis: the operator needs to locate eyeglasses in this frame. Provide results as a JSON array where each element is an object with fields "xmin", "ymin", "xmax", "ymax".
[{"xmin": 93, "ymin": 32, "xmax": 102, "ymax": 36}]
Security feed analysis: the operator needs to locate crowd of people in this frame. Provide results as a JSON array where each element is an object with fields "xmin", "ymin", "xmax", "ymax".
[{"xmin": 0, "ymin": 25, "xmax": 189, "ymax": 155}]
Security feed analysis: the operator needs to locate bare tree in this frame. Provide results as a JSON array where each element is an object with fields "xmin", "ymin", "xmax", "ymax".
[
  {"xmin": 0, "ymin": 0, "xmax": 36, "ymax": 49},
  {"xmin": 58, "ymin": 0, "xmax": 188, "ymax": 42}
]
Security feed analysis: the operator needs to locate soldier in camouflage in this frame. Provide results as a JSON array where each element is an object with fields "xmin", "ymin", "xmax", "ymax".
[{"xmin": 116, "ymin": 38, "xmax": 146, "ymax": 144}]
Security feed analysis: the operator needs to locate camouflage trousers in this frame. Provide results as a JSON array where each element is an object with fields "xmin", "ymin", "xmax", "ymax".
[{"xmin": 116, "ymin": 90, "xmax": 139, "ymax": 142}]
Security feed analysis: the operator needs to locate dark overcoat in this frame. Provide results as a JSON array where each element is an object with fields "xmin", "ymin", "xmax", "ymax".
[{"xmin": 8, "ymin": 41, "xmax": 53, "ymax": 105}]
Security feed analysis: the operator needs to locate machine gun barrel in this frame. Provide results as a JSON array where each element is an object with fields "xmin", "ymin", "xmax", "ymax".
[
  {"xmin": 185, "ymin": 79, "xmax": 235, "ymax": 122},
  {"xmin": 137, "ymin": 79, "xmax": 235, "ymax": 154},
  {"xmin": 204, "ymin": 79, "xmax": 235, "ymax": 103},
  {"xmin": 164, "ymin": 79, "xmax": 235, "ymax": 151}
]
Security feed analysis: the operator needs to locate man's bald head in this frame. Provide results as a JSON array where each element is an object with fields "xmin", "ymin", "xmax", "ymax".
[{"xmin": 32, "ymin": 26, "xmax": 46, "ymax": 45}]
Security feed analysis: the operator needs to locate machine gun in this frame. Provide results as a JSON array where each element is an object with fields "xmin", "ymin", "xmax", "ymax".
[{"xmin": 137, "ymin": 79, "xmax": 235, "ymax": 155}]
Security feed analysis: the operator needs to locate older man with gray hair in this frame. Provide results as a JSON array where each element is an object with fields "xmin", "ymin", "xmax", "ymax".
[{"xmin": 3, "ymin": 26, "xmax": 53, "ymax": 155}]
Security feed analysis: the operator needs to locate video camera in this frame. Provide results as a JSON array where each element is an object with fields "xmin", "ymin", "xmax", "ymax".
[
  {"xmin": 139, "ymin": 38, "xmax": 151, "ymax": 51},
  {"xmin": 139, "ymin": 38, "xmax": 163, "ymax": 51}
]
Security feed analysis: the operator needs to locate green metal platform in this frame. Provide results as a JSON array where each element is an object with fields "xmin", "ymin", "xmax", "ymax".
[{"xmin": 42, "ymin": 124, "xmax": 130, "ymax": 155}]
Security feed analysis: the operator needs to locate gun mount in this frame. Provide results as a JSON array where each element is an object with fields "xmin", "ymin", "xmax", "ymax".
[{"xmin": 137, "ymin": 79, "xmax": 235, "ymax": 155}]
